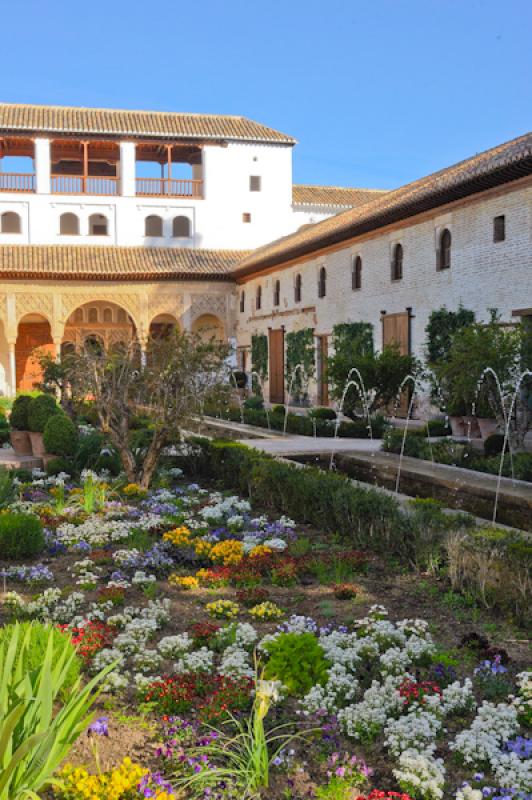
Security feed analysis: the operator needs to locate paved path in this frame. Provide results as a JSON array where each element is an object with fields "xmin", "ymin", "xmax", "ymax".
[
  {"xmin": 237, "ymin": 436, "xmax": 379, "ymax": 455},
  {"xmin": 0, "ymin": 448, "xmax": 43, "ymax": 469}
]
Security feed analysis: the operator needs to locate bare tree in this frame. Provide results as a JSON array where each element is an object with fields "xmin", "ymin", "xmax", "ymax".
[{"xmin": 64, "ymin": 330, "xmax": 230, "ymax": 487}]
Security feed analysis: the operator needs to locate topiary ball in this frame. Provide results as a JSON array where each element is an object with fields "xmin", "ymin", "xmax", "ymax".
[
  {"xmin": 43, "ymin": 413, "xmax": 78, "ymax": 457},
  {"xmin": 9, "ymin": 395, "xmax": 33, "ymax": 430},
  {"xmin": 28, "ymin": 394, "xmax": 60, "ymax": 433},
  {"xmin": 484, "ymin": 433, "xmax": 506, "ymax": 457},
  {"xmin": 0, "ymin": 513, "xmax": 45, "ymax": 558}
]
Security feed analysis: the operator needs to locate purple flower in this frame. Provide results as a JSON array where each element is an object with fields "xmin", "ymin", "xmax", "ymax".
[{"xmin": 88, "ymin": 716, "xmax": 109, "ymax": 736}]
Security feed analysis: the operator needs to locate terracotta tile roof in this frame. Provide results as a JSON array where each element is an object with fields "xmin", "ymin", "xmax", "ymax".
[
  {"xmin": 0, "ymin": 246, "xmax": 247, "ymax": 281},
  {"xmin": 0, "ymin": 103, "xmax": 296, "ymax": 145},
  {"xmin": 293, "ymin": 184, "xmax": 387, "ymax": 207},
  {"xmin": 237, "ymin": 132, "xmax": 532, "ymax": 277}
]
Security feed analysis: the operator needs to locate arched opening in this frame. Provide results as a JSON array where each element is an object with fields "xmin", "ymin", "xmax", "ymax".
[
  {"xmin": 145, "ymin": 215, "xmax": 163, "ymax": 237},
  {"xmin": 88, "ymin": 307, "xmax": 99, "ymax": 323},
  {"xmin": 63, "ymin": 300, "xmax": 136, "ymax": 353},
  {"xmin": 59, "ymin": 212, "xmax": 80, "ymax": 236},
  {"xmin": 391, "ymin": 243, "xmax": 403, "ymax": 281},
  {"xmin": 294, "ymin": 273, "xmax": 302, "ymax": 303},
  {"xmin": 88, "ymin": 213, "xmax": 108, "ymax": 236},
  {"xmin": 256, "ymin": 285, "xmax": 262, "ymax": 311},
  {"xmin": 352, "ymin": 255, "xmax": 362, "ymax": 290},
  {"xmin": 172, "ymin": 216, "xmax": 191, "ymax": 237},
  {"xmin": 438, "ymin": 228, "xmax": 451, "ymax": 270},
  {"xmin": 103, "ymin": 307, "xmax": 113, "ymax": 323},
  {"xmin": 273, "ymin": 280, "xmax": 281, "ymax": 307},
  {"xmin": 191, "ymin": 313, "xmax": 225, "ymax": 344},
  {"xmin": 15, "ymin": 314, "xmax": 54, "ymax": 392},
  {"xmin": 318, "ymin": 266, "xmax": 327, "ymax": 298},
  {"xmin": 149, "ymin": 313, "xmax": 179, "ymax": 340},
  {"xmin": 239, "ymin": 291, "xmax": 245, "ymax": 313},
  {"xmin": 1, "ymin": 212, "xmax": 22, "ymax": 234}
]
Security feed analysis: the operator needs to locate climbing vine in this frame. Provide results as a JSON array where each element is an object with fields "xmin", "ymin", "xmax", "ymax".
[
  {"xmin": 285, "ymin": 328, "xmax": 315, "ymax": 403},
  {"xmin": 425, "ymin": 305, "xmax": 475, "ymax": 365},
  {"xmin": 251, "ymin": 334, "xmax": 268, "ymax": 393}
]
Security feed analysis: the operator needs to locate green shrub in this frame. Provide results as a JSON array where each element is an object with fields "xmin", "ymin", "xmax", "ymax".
[
  {"xmin": 484, "ymin": 433, "xmax": 506, "ymax": 457},
  {"xmin": 271, "ymin": 404, "xmax": 285, "ymax": 416},
  {"xmin": 43, "ymin": 413, "xmax": 78, "ymax": 456},
  {"xmin": 263, "ymin": 632, "xmax": 330, "ymax": 696},
  {"xmin": 309, "ymin": 407, "xmax": 337, "ymax": 421},
  {"xmin": 232, "ymin": 370, "xmax": 248, "ymax": 389},
  {"xmin": 243, "ymin": 395, "xmax": 264, "ymax": 411},
  {"xmin": 45, "ymin": 456, "xmax": 73, "ymax": 476},
  {"xmin": 382, "ymin": 427, "xmax": 431, "ymax": 458},
  {"xmin": 426, "ymin": 418, "xmax": 452, "ymax": 437},
  {"xmin": 0, "ymin": 622, "xmax": 80, "ymax": 693},
  {"xmin": 130, "ymin": 413, "xmax": 152, "ymax": 430},
  {"xmin": 28, "ymin": 393, "xmax": 60, "ymax": 433},
  {"xmin": 0, "ymin": 512, "xmax": 45, "ymax": 558},
  {"xmin": 9, "ymin": 395, "xmax": 33, "ymax": 430},
  {"xmin": 75, "ymin": 431, "xmax": 121, "ymax": 475}
]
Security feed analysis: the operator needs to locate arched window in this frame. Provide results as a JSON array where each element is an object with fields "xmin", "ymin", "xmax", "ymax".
[
  {"xmin": 294, "ymin": 273, "xmax": 302, "ymax": 303},
  {"xmin": 239, "ymin": 291, "xmax": 245, "ymax": 313},
  {"xmin": 318, "ymin": 266, "xmax": 327, "ymax": 298},
  {"xmin": 273, "ymin": 279, "xmax": 280, "ymax": 307},
  {"xmin": 117, "ymin": 308, "xmax": 127, "ymax": 323},
  {"xmin": 1, "ymin": 212, "xmax": 22, "ymax": 234},
  {"xmin": 352, "ymin": 255, "xmax": 362, "ymax": 290},
  {"xmin": 59, "ymin": 212, "xmax": 79, "ymax": 236},
  {"xmin": 391, "ymin": 244, "xmax": 403, "ymax": 281},
  {"xmin": 88, "ymin": 214, "xmax": 108, "ymax": 236},
  {"xmin": 256, "ymin": 285, "xmax": 262, "ymax": 311},
  {"xmin": 88, "ymin": 307, "xmax": 98, "ymax": 323},
  {"xmin": 172, "ymin": 216, "xmax": 191, "ymax": 237},
  {"xmin": 437, "ymin": 228, "xmax": 451, "ymax": 270},
  {"xmin": 145, "ymin": 215, "xmax": 163, "ymax": 237},
  {"xmin": 103, "ymin": 307, "xmax": 113, "ymax": 323},
  {"xmin": 74, "ymin": 308, "xmax": 84, "ymax": 323}
]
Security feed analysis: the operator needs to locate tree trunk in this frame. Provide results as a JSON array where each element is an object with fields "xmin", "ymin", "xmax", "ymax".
[{"xmin": 139, "ymin": 429, "xmax": 167, "ymax": 489}]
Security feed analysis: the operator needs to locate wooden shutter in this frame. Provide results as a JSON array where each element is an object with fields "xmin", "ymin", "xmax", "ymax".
[{"xmin": 269, "ymin": 329, "xmax": 285, "ymax": 404}]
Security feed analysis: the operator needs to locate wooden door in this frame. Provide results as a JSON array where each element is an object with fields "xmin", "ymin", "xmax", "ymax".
[
  {"xmin": 268, "ymin": 329, "xmax": 284, "ymax": 404},
  {"xmin": 382, "ymin": 312, "xmax": 410, "ymax": 416},
  {"xmin": 317, "ymin": 335, "xmax": 329, "ymax": 406}
]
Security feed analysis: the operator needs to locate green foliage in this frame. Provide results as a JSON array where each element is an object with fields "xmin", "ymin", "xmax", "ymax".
[
  {"xmin": 425, "ymin": 305, "xmax": 475, "ymax": 365},
  {"xmin": 9, "ymin": 395, "xmax": 33, "ymax": 431},
  {"xmin": 382, "ymin": 428, "xmax": 431, "ymax": 459},
  {"xmin": 27, "ymin": 393, "xmax": 60, "ymax": 433},
  {"xmin": 0, "ymin": 621, "xmax": 113, "ymax": 800},
  {"xmin": 0, "ymin": 470, "xmax": 15, "ymax": 508},
  {"xmin": 426, "ymin": 418, "xmax": 451, "ymax": 437},
  {"xmin": 43, "ymin": 413, "xmax": 78, "ymax": 457},
  {"xmin": 251, "ymin": 334, "xmax": 268, "ymax": 383},
  {"xmin": 285, "ymin": 328, "xmax": 315, "ymax": 402},
  {"xmin": 218, "ymin": 405, "xmax": 386, "ymax": 439},
  {"xmin": 74, "ymin": 431, "xmax": 121, "ymax": 476},
  {"xmin": 271, "ymin": 404, "xmax": 285, "ymax": 416},
  {"xmin": 263, "ymin": 632, "xmax": 330, "ymax": 696},
  {"xmin": 328, "ymin": 322, "xmax": 417, "ymax": 417},
  {"xmin": 308, "ymin": 407, "xmax": 337, "ymax": 421},
  {"xmin": 0, "ymin": 513, "xmax": 44, "ymax": 559},
  {"xmin": 232, "ymin": 370, "xmax": 247, "ymax": 389},
  {"xmin": 0, "ymin": 623, "xmax": 80, "ymax": 694},
  {"xmin": 484, "ymin": 433, "xmax": 506, "ymax": 457},
  {"xmin": 243, "ymin": 395, "xmax": 264, "ymax": 410},
  {"xmin": 45, "ymin": 457, "xmax": 73, "ymax": 476}
]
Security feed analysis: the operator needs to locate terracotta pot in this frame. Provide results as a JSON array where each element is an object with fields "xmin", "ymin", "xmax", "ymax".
[
  {"xmin": 449, "ymin": 416, "xmax": 466, "ymax": 437},
  {"xmin": 29, "ymin": 431, "xmax": 46, "ymax": 456},
  {"xmin": 463, "ymin": 415, "xmax": 482, "ymax": 439},
  {"xmin": 477, "ymin": 418, "xmax": 499, "ymax": 440},
  {"xmin": 9, "ymin": 430, "xmax": 33, "ymax": 456}
]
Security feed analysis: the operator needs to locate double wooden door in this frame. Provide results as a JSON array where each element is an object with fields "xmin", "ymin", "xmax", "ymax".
[
  {"xmin": 382, "ymin": 312, "xmax": 410, "ymax": 416},
  {"xmin": 268, "ymin": 328, "xmax": 284, "ymax": 404}
]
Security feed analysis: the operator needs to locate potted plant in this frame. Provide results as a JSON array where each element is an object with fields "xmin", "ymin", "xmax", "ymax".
[
  {"xmin": 27, "ymin": 394, "xmax": 60, "ymax": 456},
  {"xmin": 474, "ymin": 396, "xmax": 499, "ymax": 440},
  {"xmin": 446, "ymin": 397, "xmax": 468, "ymax": 438},
  {"xmin": 9, "ymin": 395, "xmax": 33, "ymax": 455}
]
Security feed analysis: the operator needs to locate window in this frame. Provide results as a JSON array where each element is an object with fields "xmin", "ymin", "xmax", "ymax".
[
  {"xmin": 0, "ymin": 212, "xmax": 21, "ymax": 234},
  {"xmin": 88, "ymin": 307, "xmax": 98, "ymax": 323},
  {"xmin": 74, "ymin": 308, "xmax": 84, "ymax": 323},
  {"xmin": 256, "ymin": 285, "xmax": 262, "ymax": 311},
  {"xmin": 273, "ymin": 280, "xmax": 280, "ymax": 306},
  {"xmin": 352, "ymin": 255, "xmax": 362, "ymax": 290},
  {"xmin": 59, "ymin": 212, "xmax": 79, "ymax": 236},
  {"xmin": 239, "ymin": 291, "xmax": 245, "ymax": 313},
  {"xmin": 391, "ymin": 243, "xmax": 403, "ymax": 281},
  {"xmin": 172, "ymin": 216, "xmax": 191, "ymax": 237},
  {"xmin": 249, "ymin": 175, "xmax": 261, "ymax": 192},
  {"xmin": 294, "ymin": 273, "xmax": 302, "ymax": 303},
  {"xmin": 103, "ymin": 308, "xmax": 113, "ymax": 323},
  {"xmin": 117, "ymin": 309, "xmax": 127, "ymax": 323},
  {"xmin": 318, "ymin": 266, "xmax": 327, "ymax": 298},
  {"xmin": 145, "ymin": 215, "xmax": 163, "ymax": 237},
  {"xmin": 242, "ymin": 213, "xmax": 252, "ymax": 223},
  {"xmin": 437, "ymin": 228, "xmax": 451, "ymax": 270},
  {"xmin": 493, "ymin": 215, "xmax": 505, "ymax": 243},
  {"xmin": 89, "ymin": 214, "xmax": 108, "ymax": 236}
]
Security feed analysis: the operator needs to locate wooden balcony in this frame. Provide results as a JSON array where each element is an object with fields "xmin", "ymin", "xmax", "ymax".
[
  {"xmin": 0, "ymin": 173, "xmax": 35, "ymax": 192},
  {"xmin": 136, "ymin": 177, "xmax": 202, "ymax": 198},
  {"xmin": 51, "ymin": 175, "xmax": 119, "ymax": 195}
]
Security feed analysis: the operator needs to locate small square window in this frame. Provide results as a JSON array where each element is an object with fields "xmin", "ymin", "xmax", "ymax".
[
  {"xmin": 493, "ymin": 215, "xmax": 505, "ymax": 243},
  {"xmin": 249, "ymin": 175, "xmax": 261, "ymax": 191},
  {"xmin": 242, "ymin": 213, "xmax": 252, "ymax": 223}
]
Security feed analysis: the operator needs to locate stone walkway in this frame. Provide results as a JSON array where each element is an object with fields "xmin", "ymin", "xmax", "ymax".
[{"xmin": 0, "ymin": 448, "xmax": 43, "ymax": 470}]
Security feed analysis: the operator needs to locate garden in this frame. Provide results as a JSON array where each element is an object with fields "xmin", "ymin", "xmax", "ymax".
[{"xmin": 0, "ymin": 329, "xmax": 530, "ymax": 800}]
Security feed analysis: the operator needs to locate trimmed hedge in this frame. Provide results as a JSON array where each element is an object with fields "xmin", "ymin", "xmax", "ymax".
[
  {"xmin": 28, "ymin": 394, "xmax": 60, "ymax": 433},
  {"xmin": 43, "ymin": 414, "xmax": 78, "ymax": 457},
  {"xmin": 210, "ymin": 406, "xmax": 387, "ymax": 439},
  {"xmin": 9, "ymin": 395, "xmax": 33, "ymax": 431},
  {"xmin": 0, "ymin": 513, "xmax": 45, "ymax": 558}
]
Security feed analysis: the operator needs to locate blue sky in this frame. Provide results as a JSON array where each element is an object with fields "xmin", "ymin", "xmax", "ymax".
[{"xmin": 1, "ymin": 0, "xmax": 530, "ymax": 189}]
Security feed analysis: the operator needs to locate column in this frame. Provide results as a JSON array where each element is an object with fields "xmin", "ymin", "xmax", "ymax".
[
  {"xmin": 34, "ymin": 138, "xmax": 51, "ymax": 194},
  {"xmin": 8, "ymin": 342, "xmax": 16, "ymax": 396},
  {"xmin": 119, "ymin": 142, "xmax": 136, "ymax": 197}
]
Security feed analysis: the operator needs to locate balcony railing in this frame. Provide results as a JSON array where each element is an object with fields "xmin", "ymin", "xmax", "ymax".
[
  {"xmin": 0, "ymin": 173, "xmax": 35, "ymax": 192},
  {"xmin": 51, "ymin": 175, "xmax": 119, "ymax": 195},
  {"xmin": 136, "ymin": 178, "xmax": 202, "ymax": 198}
]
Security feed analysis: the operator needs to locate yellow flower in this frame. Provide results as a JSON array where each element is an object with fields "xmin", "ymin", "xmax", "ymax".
[
  {"xmin": 122, "ymin": 483, "xmax": 148, "ymax": 498},
  {"xmin": 249, "ymin": 601, "xmax": 284, "ymax": 621},
  {"xmin": 194, "ymin": 538, "xmax": 213, "ymax": 557},
  {"xmin": 163, "ymin": 525, "xmax": 192, "ymax": 547},
  {"xmin": 248, "ymin": 544, "xmax": 272, "ymax": 559},
  {"xmin": 169, "ymin": 574, "xmax": 199, "ymax": 590},
  {"xmin": 205, "ymin": 599, "xmax": 240, "ymax": 619},
  {"xmin": 209, "ymin": 539, "xmax": 244, "ymax": 566}
]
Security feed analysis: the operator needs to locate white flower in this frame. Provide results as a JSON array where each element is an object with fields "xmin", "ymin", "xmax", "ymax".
[
  {"xmin": 158, "ymin": 633, "xmax": 192, "ymax": 659},
  {"xmin": 393, "ymin": 750, "xmax": 445, "ymax": 800},
  {"xmin": 174, "ymin": 646, "xmax": 214, "ymax": 674},
  {"xmin": 385, "ymin": 709, "xmax": 441, "ymax": 757}
]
